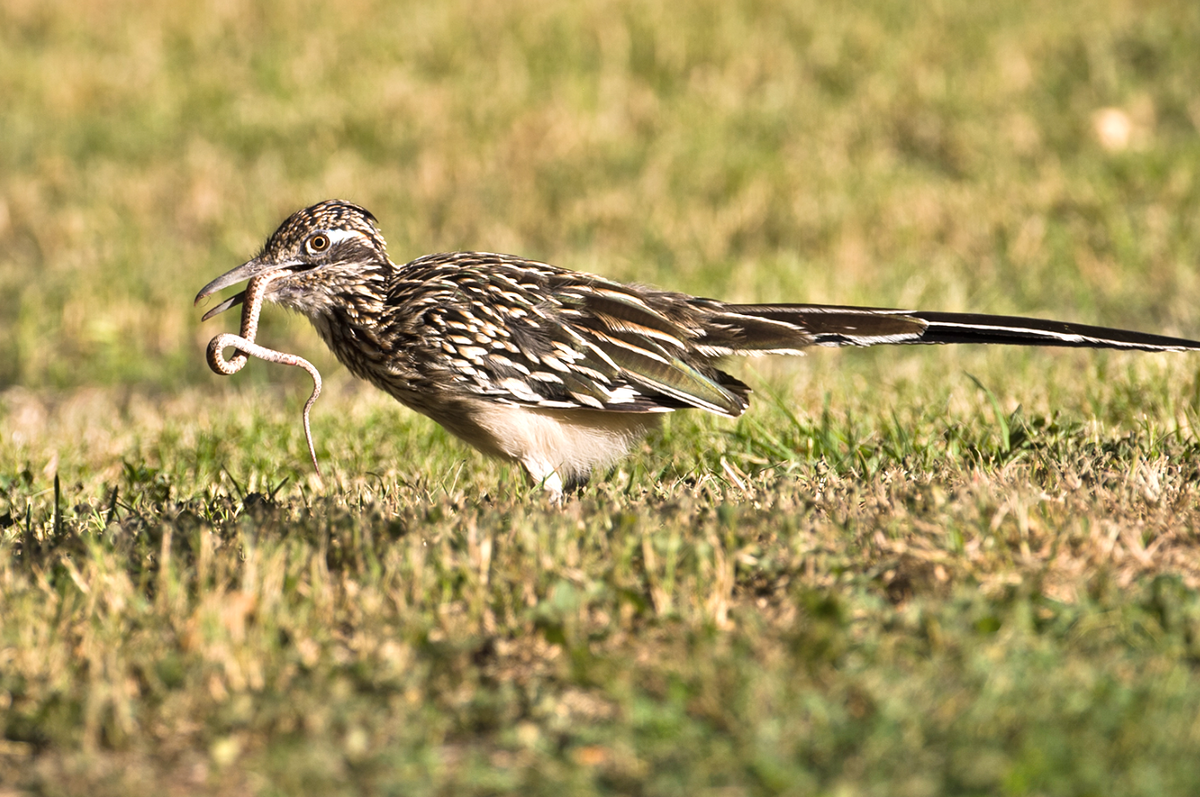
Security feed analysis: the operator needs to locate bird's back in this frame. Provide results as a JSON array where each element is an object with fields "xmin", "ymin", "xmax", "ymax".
[{"xmin": 367, "ymin": 252, "xmax": 759, "ymax": 419}]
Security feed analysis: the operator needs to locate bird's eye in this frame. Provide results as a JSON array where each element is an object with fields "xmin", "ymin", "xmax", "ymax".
[{"xmin": 306, "ymin": 234, "xmax": 331, "ymax": 254}]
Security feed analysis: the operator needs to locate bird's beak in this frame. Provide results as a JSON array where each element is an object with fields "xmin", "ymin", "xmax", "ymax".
[{"xmin": 194, "ymin": 258, "xmax": 279, "ymax": 321}]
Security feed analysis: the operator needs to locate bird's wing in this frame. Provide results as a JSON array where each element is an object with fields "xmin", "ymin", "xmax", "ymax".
[{"xmin": 390, "ymin": 254, "xmax": 752, "ymax": 417}]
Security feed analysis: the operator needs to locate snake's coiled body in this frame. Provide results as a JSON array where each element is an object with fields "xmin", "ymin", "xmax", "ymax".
[{"xmin": 205, "ymin": 269, "xmax": 324, "ymax": 478}]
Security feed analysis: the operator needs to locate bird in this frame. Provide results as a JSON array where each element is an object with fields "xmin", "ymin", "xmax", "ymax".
[{"xmin": 196, "ymin": 199, "xmax": 1200, "ymax": 501}]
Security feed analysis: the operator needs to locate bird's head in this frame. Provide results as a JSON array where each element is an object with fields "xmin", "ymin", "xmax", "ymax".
[{"xmin": 195, "ymin": 199, "xmax": 390, "ymax": 321}]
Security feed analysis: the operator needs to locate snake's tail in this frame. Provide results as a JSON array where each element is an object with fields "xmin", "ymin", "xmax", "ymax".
[{"xmin": 301, "ymin": 361, "xmax": 324, "ymax": 483}]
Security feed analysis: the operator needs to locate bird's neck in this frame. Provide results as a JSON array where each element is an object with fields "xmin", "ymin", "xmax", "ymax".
[
  {"xmin": 274, "ymin": 263, "xmax": 390, "ymax": 323},
  {"xmin": 281, "ymin": 262, "xmax": 396, "ymax": 380}
]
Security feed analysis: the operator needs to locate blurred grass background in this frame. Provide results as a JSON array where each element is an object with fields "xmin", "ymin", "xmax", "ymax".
[
  {"xmin": 3, "ymin": 0, "xmax": 1199, "ymax": 390},
  {"xmin": 6, "ymin": 0, "xmax": 1200, "ymax": 794}
]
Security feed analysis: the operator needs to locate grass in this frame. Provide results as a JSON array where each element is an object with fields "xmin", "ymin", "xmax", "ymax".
[{"xmin": 5, "ymin": 0, "xmax": 1200, "ymax": 793}]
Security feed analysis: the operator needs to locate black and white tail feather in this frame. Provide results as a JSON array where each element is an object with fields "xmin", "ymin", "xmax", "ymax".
[
  {"xmin": 196, "ymin": 199, "xmax": 1200, "ymax": 501},
  {"xmin": 746, "ymin": 304, "xmax": 1200, "ymax": 351}
]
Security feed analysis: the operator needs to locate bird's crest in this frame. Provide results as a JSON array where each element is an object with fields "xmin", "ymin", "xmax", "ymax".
[{"xmin": 261, "ymin": 199, "xmax": 387, "ymax": 263}]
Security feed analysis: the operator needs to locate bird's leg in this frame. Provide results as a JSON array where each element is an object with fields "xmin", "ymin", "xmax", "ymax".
[
  {"xmin": 519, "ymin": 457, "xmax": 566, "ymax": 505},
  {"xmin": 206, "ymin": 270, "xmax": 325, "ymax": 479}
]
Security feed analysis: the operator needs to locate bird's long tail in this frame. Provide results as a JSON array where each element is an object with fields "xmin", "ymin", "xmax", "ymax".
[{"xmin": 712, "ymin": 304, "xmax": 1200, "ymax": 354}]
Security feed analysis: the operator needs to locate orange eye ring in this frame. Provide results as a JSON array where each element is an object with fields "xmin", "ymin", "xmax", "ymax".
[{"xmin": 306, "ymin": 234, "xmax": 330, "ymax": 254}]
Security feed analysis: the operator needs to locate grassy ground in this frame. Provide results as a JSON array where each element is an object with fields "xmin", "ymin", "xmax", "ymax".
[{"xmin": 4, "ymin": 0, "xmax": 1200, "ymax": 793}]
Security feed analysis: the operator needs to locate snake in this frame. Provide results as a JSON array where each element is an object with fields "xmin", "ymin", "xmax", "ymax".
[{"xmin": 205, "ymin": 269, "xmax": 324, "ymax": 479}]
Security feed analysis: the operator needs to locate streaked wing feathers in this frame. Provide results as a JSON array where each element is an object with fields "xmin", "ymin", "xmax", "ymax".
[{"xmin": 391, "ymin": 255, "xmax": 750, "ymax": 416}]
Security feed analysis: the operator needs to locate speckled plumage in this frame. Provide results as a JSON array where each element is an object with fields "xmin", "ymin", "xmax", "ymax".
[{"xmin": 197, "ymin": 200, "xmax": 1200, "ymax": 500}]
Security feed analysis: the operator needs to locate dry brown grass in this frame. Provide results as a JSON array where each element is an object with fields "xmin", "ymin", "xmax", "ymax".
[{"xmin": 5, "ymin": 0, "xmax": 1200, "ymax": 793}]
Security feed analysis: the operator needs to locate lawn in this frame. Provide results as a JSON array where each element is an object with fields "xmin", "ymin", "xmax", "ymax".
[{"xmin": 4, "ymin": 0, "xmax": 1200, "ymax": 794}]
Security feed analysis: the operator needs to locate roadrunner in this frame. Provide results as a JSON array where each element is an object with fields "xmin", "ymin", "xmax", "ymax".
[{"xmin": 197, "ymin": 200, "xmax": 1200, "ymax": 500}]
